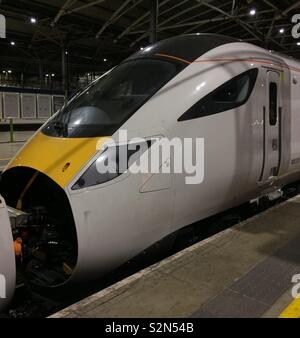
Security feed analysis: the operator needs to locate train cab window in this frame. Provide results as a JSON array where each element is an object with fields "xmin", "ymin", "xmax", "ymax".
[
  {"xmin": 42, "ymin": 58, "xmax": 184, "ymax": 138},
  {"xmin": 269, "ymin": 82, "xmax": 278, "ymax": 126},
  {"xmin": 178, "ymin": 68, "xmax": 258, "ymax": 121}
]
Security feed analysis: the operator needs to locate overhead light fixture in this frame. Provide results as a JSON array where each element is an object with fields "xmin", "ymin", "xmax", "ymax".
[
  {"xmin": 140, "ymin": 47, "xmax": 144, "ymax": 51},
  {"xmin": 8, "ymin": 70, "xmax": 12, "ymax": 74},
  {"xmin": 250, "ymin": 9, "xmax": 256, "ymax": 16},
  {"xmin": 10, "ymin": 41, "xmax": 15, "ymax": 46},
  {"xmin": 2, "ymin": 70, "xmax": 6, "ymax": 74},
  {"xmin": 45, "ymin": 74, "xmax": 49, "ymax": 77},
  {"xmin": 51, "ymin": 73, "xmax": 55, "ymax": 77},
  {"xmin": 30, "ymin": 17, "xmax": 37, "ymax": 24},
  {"xmin": 297, "ymin": 42, "xmax": 300, "ymax": 46},
  {"xmin": 65, "ymin": 51, "xmax": 68, "ymax": 55},
  {"xmin": 279, "ymin": 28, "xmax": 285, "ymax": 34},
  {"xmin": 103, "ymin": 58, "xmax": 107, "ymax": 62}
]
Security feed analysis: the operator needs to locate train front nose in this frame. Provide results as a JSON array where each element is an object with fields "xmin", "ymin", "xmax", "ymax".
[
  {"xmin": 0, "ymin": 196, "xmax": 16, "ymax": 311},
  {"xmin": 0, "ymin": 132, "xmax": 109, "ymax": 290}
]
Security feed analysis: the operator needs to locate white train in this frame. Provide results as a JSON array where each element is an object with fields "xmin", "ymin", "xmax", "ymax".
[{"xmin": 1, "ymin": 34, "xmax": 300, "ymax": 310}]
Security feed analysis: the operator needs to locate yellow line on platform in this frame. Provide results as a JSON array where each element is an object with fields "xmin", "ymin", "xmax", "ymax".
[
  {"xmin": 0, "ymin": 158, "xmax": 11, "ymax": 161},
  {"xmin": 279, "ymin": 298, "xmax": 300, "ymax": 318}
]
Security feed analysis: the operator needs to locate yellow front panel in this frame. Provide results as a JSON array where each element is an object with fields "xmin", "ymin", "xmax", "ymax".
[{"xmin": 6, "ymin": 132, "xmax": 110, "ymax": 188}]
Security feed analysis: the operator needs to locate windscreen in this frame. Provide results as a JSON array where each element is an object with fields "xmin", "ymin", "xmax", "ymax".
[{"xmin": 42, "ymin": 58, "xmax": 183, "ymax": 138}]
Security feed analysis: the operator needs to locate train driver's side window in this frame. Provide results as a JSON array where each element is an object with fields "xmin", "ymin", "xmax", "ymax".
[{"xmin": 178, "ymin": 68, "xmax": 258, "ymax": 121}]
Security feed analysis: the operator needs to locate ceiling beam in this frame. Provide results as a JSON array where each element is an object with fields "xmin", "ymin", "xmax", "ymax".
[
  {"xmin": 266, "ymin": 13, "xmax": 277, "ymax": 41},
  {"xmin": 282, "ymin": 0, "xmax": 300, "ymax": 16},
  {"xmin": 64, "ymin": 0, "xmax": 108, "ymax": 15},
  {"xmin": 262, "ymin": 0, "xmax": 280, "ymax": 11},
  {"xmin": 173, "ymin": 1, "xmax": 233, "ymax": 32},
  {"xmin": 130, "ymin": 0, "xmax": 212, "ymax": 46},
  {"xmin": 133, "ymin": 0, "xmax": 190, "ymax": 30},
  {"xmin": 51, "ymin": 0, "xmax": 77, "ymax": 27},
  {"xmin": 96, "ymin": 0, "xmax": 134, "ymax": 39},
  {"xmin": 126, "ymin": 9, "xmax": 275, "ymax": 35},
  {"xmin": 202, "ymin": 1, "xmax": 288, "ymax": 52},
  {"xmin": 115, "ymin": 0, "xmax": 173, "ymax": 41}
]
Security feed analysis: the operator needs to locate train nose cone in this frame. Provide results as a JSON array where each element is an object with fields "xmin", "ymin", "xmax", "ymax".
[
  {"xmin": 5, "ymin": 132, "xmax": 110, "ymax": 189},
  {"xmin": 0, "ymin": 195, "xmax": 16, "ymax": 311}
]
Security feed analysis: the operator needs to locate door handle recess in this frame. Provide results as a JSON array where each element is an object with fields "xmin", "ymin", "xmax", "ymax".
[{"xmin": 272, "ymin": 139, "xmax": 278, "ymax": 151}]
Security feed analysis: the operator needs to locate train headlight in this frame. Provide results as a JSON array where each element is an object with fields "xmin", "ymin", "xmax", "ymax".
[{"xmin": 72, "ymin": 141, "xmax": 151, "ymax": 190}]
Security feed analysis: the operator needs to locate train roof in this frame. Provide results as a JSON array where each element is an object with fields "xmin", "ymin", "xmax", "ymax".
[
  {"xmin": 127, "ymin": 33, "xmax": 239, "ymax": 63},
  {"xmin": 125, "ymin": 33, "xmax": 300, "ymax": 72}
]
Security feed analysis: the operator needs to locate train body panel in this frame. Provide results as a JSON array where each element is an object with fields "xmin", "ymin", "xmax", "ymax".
[
  {"xmin": 67, "ymin": 167, "xmax": 173, "ymax": 281},
  {"xmin": 2, "ymin": 34, "xmax": 300, "ymax": 307},
  {"xmin": 287, "ymin": 59, "xmax": 300, "ymax": 174}
]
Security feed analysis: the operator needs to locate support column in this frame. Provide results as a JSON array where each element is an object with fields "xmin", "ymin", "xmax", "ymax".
[
  {"xmin": 20, "ymin": 72, "xmax": 24, "ymax": 88},
  {"xmin": 39, "ymin": 63, "xmax": 43, "ymax": 88},
  {"xmin": 149, "ymin": 0, "xmax": 158, "ymax": 44},
  {"xmin": 62, "ymin": 47, "xmax": 69, "ymax": 102}
]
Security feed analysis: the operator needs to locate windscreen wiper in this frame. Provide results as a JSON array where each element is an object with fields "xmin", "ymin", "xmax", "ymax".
[{"xmin": 53, "ymin": 120, "xmax": 68, "ymax": 136}]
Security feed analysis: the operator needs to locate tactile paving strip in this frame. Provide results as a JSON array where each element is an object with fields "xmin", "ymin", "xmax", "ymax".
[{"xmin": 192, "ymin": 233, "xmax": 300, "ymax": 318}]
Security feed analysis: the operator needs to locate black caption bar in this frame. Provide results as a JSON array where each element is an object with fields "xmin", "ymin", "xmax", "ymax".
[
  {"xmin": 0, "ymin": 318, "xmax": 296, "ymax": 336},
  {"xmin": 103, "ymin": 320, "xmax": 194, "ymax": 336}
]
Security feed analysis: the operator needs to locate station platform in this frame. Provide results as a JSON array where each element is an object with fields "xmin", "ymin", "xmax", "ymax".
[
  {"xmin": 0, "ymin": 131, "xmax": 34, "ymax": 171},
  {"xmin": 51, "ymin": 195, "xmax": 300, "ymax": 318}
]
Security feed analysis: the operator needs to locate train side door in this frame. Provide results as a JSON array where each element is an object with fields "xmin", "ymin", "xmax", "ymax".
[{"xmin": 261, "ymin": 70, "xmax": 282, "ymax": 183}]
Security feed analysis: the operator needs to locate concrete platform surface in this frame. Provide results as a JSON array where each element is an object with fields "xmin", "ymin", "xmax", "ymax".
[
  {"xmin": 0, "ymin": 131, "xmax": 34, "ymax": 143},
  {"xmin": 0, "ymin": 131, "xmax": 34, "ymax": 170},
  {"xmin": 52, "ymin": 196, "xmax": 300, "ymax": 318}
]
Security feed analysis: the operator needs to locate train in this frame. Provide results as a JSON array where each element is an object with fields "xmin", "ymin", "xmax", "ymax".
[{"xmin": 1, "ymin": 33, "xmax": 300, "ymax": 310}]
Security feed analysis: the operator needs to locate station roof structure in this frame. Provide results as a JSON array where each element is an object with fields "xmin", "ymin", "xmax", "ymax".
[{"xmin": 0, "ymin": 0, "xmax": 299, "ymax": 75}]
